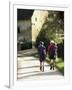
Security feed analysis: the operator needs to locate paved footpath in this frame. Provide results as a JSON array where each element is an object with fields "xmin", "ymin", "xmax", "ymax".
[{"xmin": 17, "ymin": 49, "xmax": 64, "ymax": 80}]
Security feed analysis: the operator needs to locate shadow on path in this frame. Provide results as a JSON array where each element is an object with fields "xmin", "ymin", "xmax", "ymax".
[
  {"xmin": 18, "ymin": 71, "xmax": 62, "ymax": 79},
  {"xmin": 18, "ymin": 58, "xmax": 38, "ymax": 61},
  {"xmin": 17, "ymin": 65, "xmax": 49, "ymax": 69},
  {"xmin": 17, "ymin": 71, "xmax": 40, "ymax": 75}
]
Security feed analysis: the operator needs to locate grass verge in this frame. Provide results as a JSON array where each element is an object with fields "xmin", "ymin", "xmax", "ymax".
[
  {"xmin": 55, "ymin": 58, "xmax": 64, "ymax": 75},
  {"xmin": 31, "ymin": 52, "xmax": 64, "ymax": 75}
]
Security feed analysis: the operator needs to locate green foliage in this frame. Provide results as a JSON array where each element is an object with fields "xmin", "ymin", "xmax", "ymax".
[
  {"xmin": 18, "ymin": 41, "xmax": 32, "ymax": 51},
  {"xmin": 21, "ymin": 42, "xmax": 32, "ymax": 50},
  {"xmin": 35, "ymin": 31, "xmax": 50, "ymax": 49},
  {"xmin": 57, "ymin": 40, "xmax": 64, "ymax": 59},
  {"xmin": 35, "ymin": 11, "xmax": 64, "ymax": 48},
  {"xmin": 55, "ymin": 58, "xmax": 64, "ymax": 75}
]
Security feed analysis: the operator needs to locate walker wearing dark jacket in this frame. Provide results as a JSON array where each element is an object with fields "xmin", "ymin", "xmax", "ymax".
[{"xmin": 38, "ymin": 41, "xmax": 46, "ymax": 72}]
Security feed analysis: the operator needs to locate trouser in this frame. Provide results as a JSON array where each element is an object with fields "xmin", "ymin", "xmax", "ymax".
[{"xmin": 40, "ymin": 61, "xmax": 44, "ymax": 72}]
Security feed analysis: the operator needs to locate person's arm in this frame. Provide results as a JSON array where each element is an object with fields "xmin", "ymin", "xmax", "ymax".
[{"xmin": 44, "ymin": 47, "xmax": 46, "ymax": 56}]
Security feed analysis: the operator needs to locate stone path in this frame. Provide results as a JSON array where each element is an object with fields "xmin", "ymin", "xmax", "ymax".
[{"xmin": 17, "ymin": 49, "xmax": 64, "ymax": 80}]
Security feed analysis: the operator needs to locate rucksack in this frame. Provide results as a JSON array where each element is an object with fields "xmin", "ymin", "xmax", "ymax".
[
  {"xmin": 48, "ymin": 44, "xmax": 56, "ymax": 55},
  {"xmin": 38, "ymin": 45, "xmax": 46, "ymax": 55}
]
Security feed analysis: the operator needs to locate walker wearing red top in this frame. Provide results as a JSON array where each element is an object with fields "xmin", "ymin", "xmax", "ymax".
[{"xmin": 48, "ymin": 40, "xmax": 57, "ymax": 70}]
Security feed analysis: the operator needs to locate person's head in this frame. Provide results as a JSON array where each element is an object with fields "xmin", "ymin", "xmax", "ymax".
[
  {"xmin": 40, "ymin": 41, "xmax": 44, "ymax": 45},
  {"xmin": 50, "ymin": 40, "xmax": 55, "ymax": 45}
]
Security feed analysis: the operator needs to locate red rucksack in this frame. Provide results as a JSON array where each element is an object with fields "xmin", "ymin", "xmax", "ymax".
[{"xmin": 48, "ymin": 44, "xmax": 56, "ymax": 55}]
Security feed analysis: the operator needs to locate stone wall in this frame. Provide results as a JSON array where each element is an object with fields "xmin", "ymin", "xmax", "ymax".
[
  {"xmin": 17, "ymin": 20, "xmax": 32, "ymax": 42},
  {"xmin": 31, "ymin": 10, "xmax": 48, "ymax": 43}
]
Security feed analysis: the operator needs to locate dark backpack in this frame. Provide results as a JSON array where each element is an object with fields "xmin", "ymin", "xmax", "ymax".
[{"xmin": 38, "ymin": 45, "xmax": 46, "ymax": 56}]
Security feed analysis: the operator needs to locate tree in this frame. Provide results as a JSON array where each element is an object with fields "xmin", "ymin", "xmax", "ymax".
[{"xmin": 35, "ymin": 11, "xmax": 64, "ymax": 48}]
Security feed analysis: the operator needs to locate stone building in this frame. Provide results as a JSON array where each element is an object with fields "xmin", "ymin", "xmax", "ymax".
[
  {"xmin": 17, "ymin": 9, "xmax": 33, "ymax": 50},
  {"xmin": 31, "ymin": 10, "xmax": 48, "ymax": 44},
  {"xmin": 17, "ymin": 20, "xmax": 32, "ymax": 42}
]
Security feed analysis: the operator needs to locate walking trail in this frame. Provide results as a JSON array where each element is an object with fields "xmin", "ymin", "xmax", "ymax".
[{"xmin": 17, "ymin": 49, "xmax": 64, "ymax": 80}]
